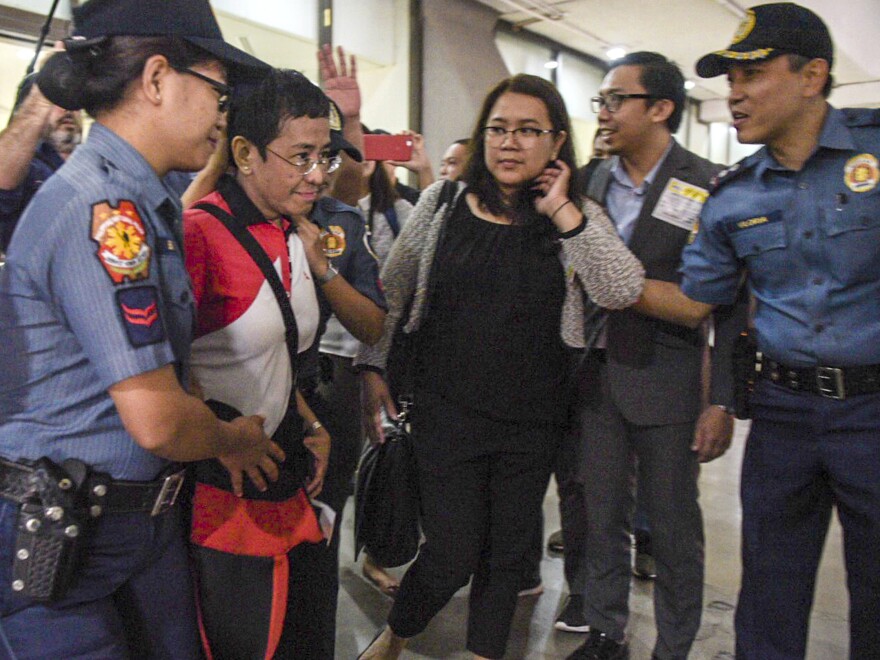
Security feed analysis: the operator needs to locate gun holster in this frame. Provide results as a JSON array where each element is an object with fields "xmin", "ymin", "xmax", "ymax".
[
  {"xmin": 12, "ymin": 458, "xmax": 91, "ymax": 602},
  {"xmin": 732, "ymin": 330, "xmax": 761, "ymax": 420}
]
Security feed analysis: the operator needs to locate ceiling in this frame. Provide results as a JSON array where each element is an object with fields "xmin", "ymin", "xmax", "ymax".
[{"xmin": 472, "ymin": 0, "xmax": 880, "ymax": 107}]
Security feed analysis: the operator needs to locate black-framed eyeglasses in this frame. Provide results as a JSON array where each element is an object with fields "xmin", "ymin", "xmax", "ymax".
[
  {"xmin": 265, "ymin": 147, "xmax": 342, "ymax": 175},
  {"xmin": 482, "ymin": 126, "xmax": 556, "ymax": 146},
  {"xmin": 172, "ymin": 66, "xmax": 232, "ymax": 113},
  {"xmin": 591, "ymin": 93, "xmax": 657, "ymax": 114}
]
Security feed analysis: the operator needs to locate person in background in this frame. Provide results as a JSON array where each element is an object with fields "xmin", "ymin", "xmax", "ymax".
[
  {"xmin": 0, "ymin": 72, "xmax": 82, "ymax": 253},
  {"xmin": 635, "ymin": 4, "xmax": 880, "ymax": 658},
  {"xmin": 0, "ymin": 0, "xmax": 272, "ymax": 656},
  {"xmin": 439, "ymin": 138, "xmax": 469, "ymax": 181},
  {"xmin": 356, "ymin": 73, "xmax": 645, "ymax": 660}
]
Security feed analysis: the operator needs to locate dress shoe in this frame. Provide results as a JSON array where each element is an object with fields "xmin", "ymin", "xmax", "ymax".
[{"xmin": 565, "ymin": 629, "xmax": 629, "ymax": 659}]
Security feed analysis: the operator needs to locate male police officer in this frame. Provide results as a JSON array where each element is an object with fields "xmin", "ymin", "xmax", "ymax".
[{"xmin": 636, "ymin": 4, "xmax": 880, "ymax": 658}]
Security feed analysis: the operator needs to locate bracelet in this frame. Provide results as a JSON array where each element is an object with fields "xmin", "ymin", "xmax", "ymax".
[{"xmin": 550, "ymin": 199, "xmax": 572, "ymax": 220}]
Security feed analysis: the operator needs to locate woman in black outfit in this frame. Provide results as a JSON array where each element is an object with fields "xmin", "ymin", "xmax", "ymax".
[{"xmin": 356, "ymin": 74, "xmax": 644, "ymax": 660}]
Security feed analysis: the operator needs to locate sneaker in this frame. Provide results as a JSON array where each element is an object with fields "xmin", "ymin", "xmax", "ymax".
[
  {"xmin": 517, "ymin": 571, "xmax": 544, "ymax": 597},
  {"xmin": 554, "ymin": 594, "xmax": 590, "ymax": 633},
  {"xmin": 547, "ymin": 529, "xmax": 565, "ymax": 553},
  {"xmin": 565, "ymin": 629, "xmax": 629, "ymax": 660}
]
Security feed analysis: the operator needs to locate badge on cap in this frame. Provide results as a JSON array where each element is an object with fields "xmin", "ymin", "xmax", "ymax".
[
  {"xmin": 321, "ymin": 225, "xmax": 347, "ymax": 257},
  {"xmin": 844, "ymin": 153, "xmax": 879, "ymax": 193},
  {"xmin": 731, "ymin": 10, "xmax": 756, "ymax": 45},
  {"xmin": 329, "ymin": 103, "xmax": 343, "ymax": 132},
  {"xmin": 91, "ymin": 200, "xmax": 151, "ymax": 284},
  {"xmin": 116, "ymin": 286, "xmax": 165, "ymax": 348}
]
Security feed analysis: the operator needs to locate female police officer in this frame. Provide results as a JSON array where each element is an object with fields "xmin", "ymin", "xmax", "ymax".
[{"xmin": 0, "ymin": 1, "xmax": 276, "ymax": 657}]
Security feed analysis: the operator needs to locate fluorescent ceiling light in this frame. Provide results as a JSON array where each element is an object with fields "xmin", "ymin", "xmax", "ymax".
[
  {"xmin": 606, "ymin": 47, "xmax": 626, "ymax": 60},
  {"xmin": 545, "ymin": 60, "xmax": 559, "ymax": 69}
]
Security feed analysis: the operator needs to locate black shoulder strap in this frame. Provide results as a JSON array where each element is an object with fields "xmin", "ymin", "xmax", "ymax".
[{"xmin": 193, "ymin": 202, "xmax": 299, "ymax": 383}]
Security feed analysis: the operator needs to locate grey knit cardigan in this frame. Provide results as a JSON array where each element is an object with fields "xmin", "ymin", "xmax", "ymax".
[{"xmin": 354, "ymin": 180, "xmax": 645, "ymax": 371}]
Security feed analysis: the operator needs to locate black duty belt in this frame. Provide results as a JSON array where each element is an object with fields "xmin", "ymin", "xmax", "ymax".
[
  {"xmin": 0, "ymin": 459, "xmax": 185, "ymax": 517},
  {"xmin": 759, "ymin": 357, "xmax": 880, "ymax": 400}
]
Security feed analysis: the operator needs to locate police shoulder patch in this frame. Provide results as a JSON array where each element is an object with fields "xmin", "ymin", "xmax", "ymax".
[
  {"xmin": 91, "ymin": 200, "xmax": 152, "ymax": 285},
  {"xmin": 117, "ymin": 286, "xmax": 165, "ymax": 348}
]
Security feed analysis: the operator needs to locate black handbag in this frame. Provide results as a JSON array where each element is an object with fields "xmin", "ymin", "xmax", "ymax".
[{"xmin": 353, "ymin": 407, "xmax": 420, "ymax": 567}]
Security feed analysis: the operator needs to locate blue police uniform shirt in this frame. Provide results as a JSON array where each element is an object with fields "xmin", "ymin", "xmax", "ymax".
[
  {"xmin": 681, "ymin": 106, "xmax": 880, "ymax": 367},
  {"xmin": 0, "ymin": 141, "xmax": 65, "ymax": 251},
  {"xmin": 0, "ymin": 123, "xmax": 194, "ymax": 480},
  {"xmin": 298, "ymin": 196, "xmax": 386, "ymax": 381}
]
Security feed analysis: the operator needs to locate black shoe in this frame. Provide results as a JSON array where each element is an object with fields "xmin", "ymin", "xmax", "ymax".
[
  {"xmin": 547, "ymin": 529, "xmax": 565, "ymax": 553},
  {"xmin": 565, "ymin": 629, "xmax": 629, "ymax": 660},
  {"xmin": 554, "ymin": 594, "xmax": 590, "ymax": 633}
]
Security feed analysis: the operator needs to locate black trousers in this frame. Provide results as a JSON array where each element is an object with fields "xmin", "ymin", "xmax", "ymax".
[{"xmin": 388, "ymin": 394, "xmax": 558, "ymax": 659}]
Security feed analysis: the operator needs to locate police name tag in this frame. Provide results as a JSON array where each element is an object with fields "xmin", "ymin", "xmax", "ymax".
[{"xmin": 652, "ymin": 178, "xmax": 709, "ymax": 231}]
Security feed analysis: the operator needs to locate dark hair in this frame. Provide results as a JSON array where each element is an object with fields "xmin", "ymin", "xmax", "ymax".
[
  {"xmin": 452, "ymin": 138, "xmax": 469, "ymax": 147},
  {"xmin": 38, "ymin": 36, "xmax": 214, "ymax": 116},
  {"xmin": 786, "ymin": 53, "xmax": 833, "ymax": 98},
  {"xmin": 609, "ymin": 51, "xmax": 686, "ymax": 133},
  {"xmin": 367, "ymin": 161, "xmax": 399, "ymax": 233},
  {"xmin": 461, "ymin": 74, "xmax": 580, "ymax": 232},
  {"xmin": 227, "ymin": 68, "xmax": 329, "ymax": 161}
]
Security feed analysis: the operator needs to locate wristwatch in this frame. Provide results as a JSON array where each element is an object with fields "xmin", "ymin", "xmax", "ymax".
[
  {"xmin": 315, "ymin": 262, "xmax": 339, "ymax": 285},
  {"xmin": 713, "ymin": 404, "xmax": 735, "ymax": 415}
]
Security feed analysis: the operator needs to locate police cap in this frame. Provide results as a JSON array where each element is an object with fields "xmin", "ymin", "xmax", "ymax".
[
  {"xmin": 696, "ymin": 3, "xmax": 833, "ymax": 78},
  {"xmin": 71, "ymin": 0, "xmax": 266, "ymax": 76}
]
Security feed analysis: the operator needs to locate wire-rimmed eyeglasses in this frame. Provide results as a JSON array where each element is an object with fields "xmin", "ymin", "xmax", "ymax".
[
  {"xmin": 482, "ymin": 126, "xmax": 556, "ymax": 146},
  {"xmin": 265, "ymin": 147, "xmax": 342, "ymax": 175}
]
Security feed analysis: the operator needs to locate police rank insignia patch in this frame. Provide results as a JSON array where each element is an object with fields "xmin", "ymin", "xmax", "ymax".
[
  {"xmin": 91, "ymin": 200, "xmax": 151, "ymax": 284},
  {"xmin": 844, "ymin": 153, "xmax": 879, "ymax": 193},
  {"xmin": 116, "ymin": 286, "xmax": 165, "ymax": 347},
  {"xmin": 321, "ymin": 225, "xmax": 347, "ymax": 257}
]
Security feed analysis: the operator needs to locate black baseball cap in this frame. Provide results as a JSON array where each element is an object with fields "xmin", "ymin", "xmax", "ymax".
[
  {"xmin": 696, "ymin": 3, "xmax": 833, "ymax": 78},
  {"xmin": 328, "ymin": 99, "xmax": 363, "ymax": 162},
  {"xmin": 71, "ymin": 0, "xmax": 267, "ymax": 78}
]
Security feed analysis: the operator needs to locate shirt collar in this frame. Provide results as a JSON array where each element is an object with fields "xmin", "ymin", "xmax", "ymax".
[
  {"xmin": 755, "ymin": 104, "xmax": 854, "ymax": 177},
  {"xmin": 217, "ymin": 173, "xmax": 291, "ymax": 231},
  {"xmin": 86, "ymin": 123, "xmax": 175, "ymax": 213},
  {"xmin": 609, "ymin": 138, "xmax": 674, "ymax": 192}
]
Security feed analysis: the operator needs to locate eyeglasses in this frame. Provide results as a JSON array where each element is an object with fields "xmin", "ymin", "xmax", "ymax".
[
  {"xmin": 482, "ymin": 126, "xmax": 556, "ymax": 146},
  {"xmin": 591, "ymin": 93, "xmax": 657, "ymax": 114},
  {"xmin": 172, "ymin": 66, "xmax": 232, "ymax": 113},
  {"xmin": 265, "ymin": 147, "xmax": 342, "ymax": 175}
]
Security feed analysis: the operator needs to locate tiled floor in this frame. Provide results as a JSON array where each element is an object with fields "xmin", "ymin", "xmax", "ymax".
[{"xmin": 335, "ymin": 421, "xmax": 849, "ymax": 658}]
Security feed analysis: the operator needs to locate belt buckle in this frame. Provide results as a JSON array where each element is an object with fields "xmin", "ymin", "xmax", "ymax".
[
  {"xmin": 150, "ymin": 469, "xmax": 185, "ymax": 516},
  {"xmin": 816, "ymin": 366, "xmax": 845, "ymax": 400}
]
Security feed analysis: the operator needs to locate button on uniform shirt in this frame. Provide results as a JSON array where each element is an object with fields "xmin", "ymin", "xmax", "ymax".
[
  {"xmin": 680, "ymin": 107, "xmax": 880, "ymax": 367},
  {"xmin": 0, "ymin": 123, "xmax": 194, "ymax": 480}
]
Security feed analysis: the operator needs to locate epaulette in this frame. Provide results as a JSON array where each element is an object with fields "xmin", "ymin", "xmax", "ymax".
[
  {"xmin": 708, "ymin": 153, "xmax": 759, "ymax": 192},
  {"xmin": 842, "ymin": 107, "xmax": 880, "ymax": 127}
]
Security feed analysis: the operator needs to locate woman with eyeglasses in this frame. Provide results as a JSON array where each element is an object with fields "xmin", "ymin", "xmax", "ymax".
[
  {"xmin": 183, "ymin": 67, "xmax": 388, "ymax": 659},
  {"xmin": 356, "ymin": 74, "xmax": 645, "ymax": 660},
  {"xmin": 0, "ymin": 0, "xmax": 278, "ymax": 657}
]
